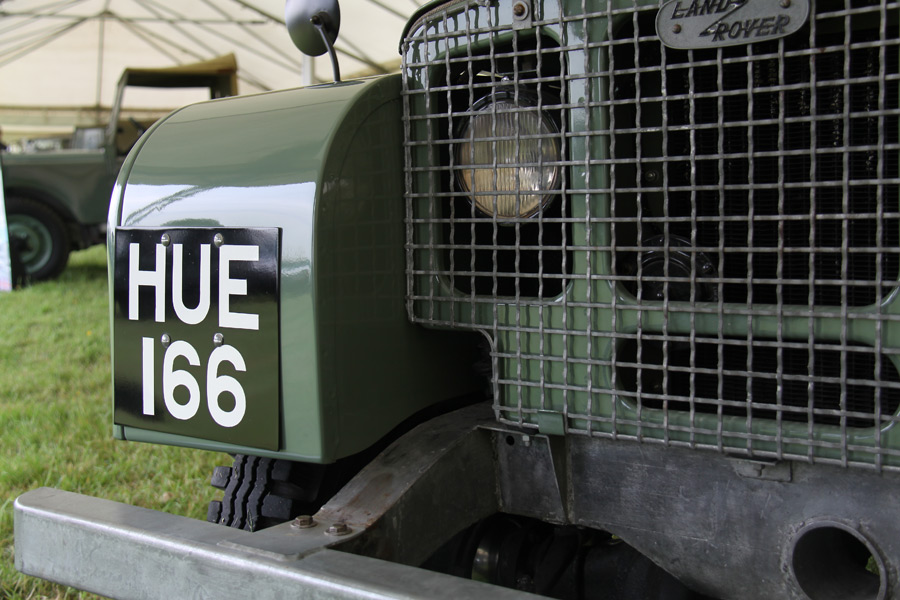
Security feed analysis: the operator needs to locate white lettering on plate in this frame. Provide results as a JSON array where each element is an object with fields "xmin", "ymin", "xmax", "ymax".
[
  {"xmin": 129, "ymin": 243, "xmax": 166, "ymax": 323},
  {"xmin": 219, "ymin": 244, "xmax": 260, "ymax": 330},
  {"xmin": 127, "ymin": 241, "xmax": 260, "ymax": 329},
  {"xmin": 142, "ymin": 336, "xmax": 155, "ymax": 415},
  {"xmin": 163, "ymin": 340, "xmax": 202, "ymax": 420},
  {"xmin": 131, "ymin": 237, "xmax": 261, "ymax": 427},
  {"xmin": 207, "ymin": 345, "xmax": 247, "ymax": 427},
  {"xmin": 141, "ymin": 337, "xmax": 248, "ymax": 427},
  {"xmin": 172, "ymin": 243, "xmax": 211, "ymax": 325}
]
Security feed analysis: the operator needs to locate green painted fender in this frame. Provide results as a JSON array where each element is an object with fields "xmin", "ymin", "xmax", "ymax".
[{"xmin": 109, "ymin": 75, "xmax": 480, "ymax": 463}]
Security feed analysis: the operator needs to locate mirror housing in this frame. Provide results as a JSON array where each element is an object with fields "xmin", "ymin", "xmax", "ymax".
[{"xmin": 285, "ymin": 0, "xmax": 341, "ymax": 57}]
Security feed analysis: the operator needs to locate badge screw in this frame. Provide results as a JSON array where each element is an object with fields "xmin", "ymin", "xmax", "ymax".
[
  {"xmin": 161, "ymin": 333, "xmax": 171, "ymax": 347},
  {"xmin": 160, "ymin": 233, "xmax": 171, "ymax": 247},
  {"xmin": 213, "ymin": 333, "xmax": 225, "ymax": 347},
  {"xmin": 780, "ymin": 0, "xmax": 790, "ymax": 7},
  {"xmin": 326, "ymin": 522, "xmax": 351, "ymax": 536},
  {"xmin": 291, "ymin": 515, "xmax": 316, "ymax": 529},
  {"xmin": 672, "ymin": 24, "xmax": 682, "ymax": 33},
  {"xmin": 214, "ymin": 233, "xmax": 225, "ymax": 247}
]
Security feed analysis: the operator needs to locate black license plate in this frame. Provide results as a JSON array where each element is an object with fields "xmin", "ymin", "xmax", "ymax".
[{"xmin": 113, "ymin": 227, "xmax": 281, "ymax": 450}]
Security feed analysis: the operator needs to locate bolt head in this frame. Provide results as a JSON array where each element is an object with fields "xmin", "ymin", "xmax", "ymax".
[
  {"xmin": 214, "ymin": 233, "xmax": 225, "ymax": 247},
  {"xmin": 161, "ymin": 233, "xmax": 171, "ymax": 247},
  {"xmin": 291, "ymin": 515, "xmax": 316, "ymax": 529},
  {"xmin": 672, "ymin": 24, "xmax": 682, "ymax": 33},
  {"xmin": 161, "ymin": 333, "xmax": 171, "ymax": 347},
  {"xmin": 780, "ymin": 0, "xmax": 791, "ymax": 7},
  {"xmin": 326, "ymin": 522, "xmax": 351, "ymax": 536},
  {"xmin": 213, "ymin": 333, "xmax": 225, "ymax": 347},
  {"xmin": 513, "ymin": 1, "xmax": 527, "ymax": 17}
]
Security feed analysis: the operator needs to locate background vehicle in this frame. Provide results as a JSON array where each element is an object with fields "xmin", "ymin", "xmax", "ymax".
[
  {"xmin": 1, "ymin": 55, "xmax": 237, "ymax": 280},
  {"xmin": 15, "ymin": 0, "xmax": 900, "ymax": 598}
]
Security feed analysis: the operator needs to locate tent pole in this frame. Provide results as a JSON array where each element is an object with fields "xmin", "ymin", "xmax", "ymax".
[
  {"xmin": 302, "ymin": 54, "xmax": 314, "ymax": 87},
  {"xmin": 95, "ymin": 12, "xmax": 105, "ymax": 109}
]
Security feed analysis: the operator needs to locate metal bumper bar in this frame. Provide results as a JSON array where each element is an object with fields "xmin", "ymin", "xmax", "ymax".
[
  {"xmin": 15, "ymin": 404, "xmax": 536, "ymax": 599},
  {"xmin": 14, "ymin": 487, "xmax": 528, "ymax": 599}
]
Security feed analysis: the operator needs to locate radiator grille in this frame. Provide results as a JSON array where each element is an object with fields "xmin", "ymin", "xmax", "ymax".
[
  {"xmin": 403, "ymin": 0, "xmax": 900, "ymax": 469},
  {"xmin": 612, "ymin": 6, "xmax": 900, "ymax": 307}
]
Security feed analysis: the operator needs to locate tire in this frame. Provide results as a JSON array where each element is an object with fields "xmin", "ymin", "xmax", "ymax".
[
  {"xmin": 5, "ymin": 196, "xmax": 70, "ymax": 281},
  {"xmin": 207, "ymin": 454, "xmax": 355, "ymax": 532},
  {"xmin": 207, "ymin": 404, "xmax": 471, "ymax": 532}
]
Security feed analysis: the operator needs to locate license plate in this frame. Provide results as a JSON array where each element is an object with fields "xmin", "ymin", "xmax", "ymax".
[{"xmin": 113, "ymin": 227, "xmax": 281, "ymax": 450}]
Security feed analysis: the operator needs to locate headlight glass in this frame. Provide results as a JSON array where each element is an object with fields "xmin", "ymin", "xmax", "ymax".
[{"xmin": 455, "ymin": 93, "xmax": 560, "ymax": 219}]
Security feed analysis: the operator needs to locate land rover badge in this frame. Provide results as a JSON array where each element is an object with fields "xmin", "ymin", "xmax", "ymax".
[{"xmin": 656, "ymin": 0, "xmax": 809, "ymax": 49}]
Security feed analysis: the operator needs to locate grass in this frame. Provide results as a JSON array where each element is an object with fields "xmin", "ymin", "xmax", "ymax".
[{"xmin": 0, "ymin": 245, "xmax": 223, "ymax": 599}]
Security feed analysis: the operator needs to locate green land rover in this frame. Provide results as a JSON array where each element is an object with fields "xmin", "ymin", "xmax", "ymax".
[
  {"xmin": 1, "ymin": 55, "xmax": 237, "ymax": 280},
  {"xmin": 15, "ymin": 0, "xmax": 900, "ymax": 598}
]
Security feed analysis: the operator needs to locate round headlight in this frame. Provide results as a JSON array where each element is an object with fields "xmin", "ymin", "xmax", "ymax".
[{"xmin": 455, "ymin": 93, "xmax": 560, "ymax": 219}]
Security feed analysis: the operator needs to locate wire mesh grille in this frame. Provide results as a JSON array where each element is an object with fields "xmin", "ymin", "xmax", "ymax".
[{"xmin": 402, "ymin": 0, "xmax": 900, "ymax": 469}]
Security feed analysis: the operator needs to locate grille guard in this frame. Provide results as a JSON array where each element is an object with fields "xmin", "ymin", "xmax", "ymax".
[{"xmin": 402, "ymin": 0, "xmax": 900, "ymax": 469}]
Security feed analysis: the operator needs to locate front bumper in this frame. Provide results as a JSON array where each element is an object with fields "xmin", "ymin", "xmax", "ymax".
[
  {"xmin": 15, "ymin": 487, "xmax": 535, "ymax": 600},
  {"xmin": 16, "ymin": 404, "xmax": 535, "ymax": 599}
]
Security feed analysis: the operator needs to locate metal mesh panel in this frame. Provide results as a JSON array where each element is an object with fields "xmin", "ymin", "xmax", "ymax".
[{"xmin": 402, "ymin": 0, "xmax": 900, "ymax": 469}]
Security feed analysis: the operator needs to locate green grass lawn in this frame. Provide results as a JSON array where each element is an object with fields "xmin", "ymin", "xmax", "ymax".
[{"xmin": 0, "ymin": 245, "xmax": 223, "ymax": 599}]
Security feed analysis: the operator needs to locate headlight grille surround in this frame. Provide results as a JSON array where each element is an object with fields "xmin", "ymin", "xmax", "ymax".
[
  {"xmin": 402, "ymin": 0, "xmax": 900, "ymax": 469},
  {"xmin": 455, "ymin": 91, "xmax": 562, "ymax": 219}
]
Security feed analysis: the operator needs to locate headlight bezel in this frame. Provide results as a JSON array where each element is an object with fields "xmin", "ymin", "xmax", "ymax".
[{"xmin": 453, "ymin": 89, "xmax": 562, "ymax": 221}]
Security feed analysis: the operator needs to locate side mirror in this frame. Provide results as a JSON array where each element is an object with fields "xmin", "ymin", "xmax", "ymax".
[{"xmin": 285, "ymin": 0, "xmax": 342, "ymax": 82}]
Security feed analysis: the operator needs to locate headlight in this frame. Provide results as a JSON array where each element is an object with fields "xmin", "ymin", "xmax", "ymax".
[{"xmin": 455, "ymin": 92, "xmax": 560, "ymax": 219}]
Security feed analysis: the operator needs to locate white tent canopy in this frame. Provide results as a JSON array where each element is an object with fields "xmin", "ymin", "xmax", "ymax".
[{"xmin": 0, "ymin": 0, "xmax": 423, "ymax": 137}]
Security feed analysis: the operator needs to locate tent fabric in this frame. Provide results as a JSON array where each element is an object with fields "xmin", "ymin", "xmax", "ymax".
[{"xmin": 0, "ymin": 0, "xmax": 422, "ymax": 133}]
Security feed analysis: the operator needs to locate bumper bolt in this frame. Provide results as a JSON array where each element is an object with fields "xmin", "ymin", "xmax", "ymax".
[
  {"xmin": 292, "ymin": 515, "xmax": 316, "ymax": 529},
  {"xmin": 326, "ymin": 522, "xmax": 351, "ymax": 536}
]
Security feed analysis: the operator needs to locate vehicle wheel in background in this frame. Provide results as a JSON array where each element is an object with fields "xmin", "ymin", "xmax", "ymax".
[
  {"xmin": 5, "ymin": 196, "xmax": 70, "ymax": 281},
  {"xmin": 207, "ymin": 454, "xmax": 355, "ymax": 532}
]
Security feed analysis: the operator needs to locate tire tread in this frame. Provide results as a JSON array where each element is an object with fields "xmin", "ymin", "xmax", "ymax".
[{"xmin": 207, "ymin": 454, "xmax": 345, "ymax": 532}]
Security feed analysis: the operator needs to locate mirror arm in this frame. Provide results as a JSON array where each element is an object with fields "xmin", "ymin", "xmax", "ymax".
[{"xmin": 311, "ymin": 13, "xmax": 341, "ymax": 83}]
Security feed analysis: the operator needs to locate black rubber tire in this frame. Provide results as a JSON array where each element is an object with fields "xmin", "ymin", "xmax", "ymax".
[
  {"xmin": 207, "ymin": 399, "xmax": 486, "ymax": 532},
  {"xmin": 5, "ymin": 196, "xmax": 69, "ymax": 281},
  {"xmin": 207, "ymin": 454, "xmax": 352, "ymax": 532}
]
